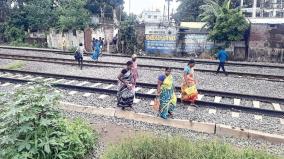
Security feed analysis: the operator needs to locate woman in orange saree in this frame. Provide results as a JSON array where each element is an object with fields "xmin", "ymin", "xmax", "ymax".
[{"xmin": 181, "ymin": 59, "xmax": 198, "ymax": 106}]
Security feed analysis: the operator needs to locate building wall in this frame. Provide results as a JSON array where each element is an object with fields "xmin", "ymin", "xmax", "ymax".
[
  {"xmin": 47, "ymin": 30, "xmax": 84, "ymax": 51},
  {"xmin": 248, "ymin": 24, "xmax": 284, "ymax": 62},
  {"xmin": 241, "ymin": 0, "xmax": 284, "ymax": 18},
  {"xmin": 176, "ymin": 33, "xmax": 214, "ymax": 56},
  {"xmin": 47, "ymin": 25, "xmax": 115, "ymax": 51},
  {"xmin": 141, "ymin": 10, "xmax": 164, "ymax": 23}
]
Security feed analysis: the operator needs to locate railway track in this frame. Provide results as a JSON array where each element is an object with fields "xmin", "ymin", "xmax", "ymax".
[
  {"xmin": 1, "ymin": 53, "xmax": 283, "ymax": 82},
  {"xmin": 1, "ymin": 45, "xmax": 284, "ymax": 69},
  {"xmin": 0, "ymin": 68, "xmax": 283, "ymax": 117}
]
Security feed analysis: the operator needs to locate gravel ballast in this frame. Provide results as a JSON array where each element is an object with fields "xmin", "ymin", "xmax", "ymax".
[
  {"xmin": 59, "ymin": 89, "xmax": 284, "ymax": 136},
  {"xmin": 1, "ymin": 59, "xmax": 282, "ymax": 98},
  {"xmin": 0, "ymin": 83, "xmax": 283, "ymax": 136}
]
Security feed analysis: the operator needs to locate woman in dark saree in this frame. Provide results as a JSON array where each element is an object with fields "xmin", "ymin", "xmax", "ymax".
[{"xmin": 117, "ymin": 61, "xmax": 134, "ymax": 110}]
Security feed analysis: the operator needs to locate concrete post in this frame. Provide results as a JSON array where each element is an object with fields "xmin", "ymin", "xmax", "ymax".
[
  {"xmin": 252, "ymin": 0, "xmax": 257, "ymax": 18},
  {"xmin": 240, "ymin": 0, "xmax": 244, "ymax": 7}
]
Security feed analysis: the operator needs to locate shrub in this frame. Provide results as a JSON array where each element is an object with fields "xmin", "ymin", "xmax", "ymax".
[
  {"xmin": 102, "ymin": 135, "xmax": 280, "ymax": 159},
  {"xmin": 4, "ymin": 26, "xmax": 26, "ymax": 43},
  {"xmin": 0, "ymin": 84, "xmax": 97, "ymax": 159}
]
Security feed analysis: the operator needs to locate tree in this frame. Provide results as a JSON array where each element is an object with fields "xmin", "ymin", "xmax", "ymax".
[
  {"xmin": 24, "ymin": 0, "xmax": 56, "ymax": 31},
  {"xmin": 86, "ymin": 0, "xmax": 123, "ymax": 26},
  {"xmin": 3, "ymin": 0, "xmax": 56, "ymax": 42},
  {"xmin": 174, "ymin": 0, "xmax": 241, "ymax": 23},
  {"xmin": 174, "ymin": 0, "xmax": 204, "ymax": 22},
  {"xmin": 106, "ymin": 0, "xmax": 124, "ymax": 26},
  {"xmin": 55, "ymin": 0, "xmax": 91, "ymax": 31},
  {"xmin": 199, "ymin": 0, "xmax": 221, "ymax": 30},
  {"xmin": 200, "ymin": 0, "xmax": 249, "ymax": 43},
  {"xmin": 119, "ymin": 14, "xmax": 137, "ymax": 54},
  {"xmin": 0, "ymin": 0, "xmax": 10, "ymax": 22},
  {"xmin": 1, "ymin": 0, "xmax": 122, "ymax": 44},
  {"xmin": 217, "ymin": 0, "xmax": 240, "ymax": 8},
  {"xmin": 86, "ymin": 0, "xmax": 114, "ymax": 18}
]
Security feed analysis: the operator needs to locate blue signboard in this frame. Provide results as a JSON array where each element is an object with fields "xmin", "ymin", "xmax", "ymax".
[{"xmin": 145, "ymin": 34, "xmax": 176, "ymax": 54}]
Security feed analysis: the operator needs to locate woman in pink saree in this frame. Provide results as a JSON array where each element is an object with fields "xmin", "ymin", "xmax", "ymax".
[{"xmin": 131, "ymin": 54, "xmax": 138, "ymax": 97}]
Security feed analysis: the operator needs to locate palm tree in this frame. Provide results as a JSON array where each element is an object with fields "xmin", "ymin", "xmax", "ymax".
[
  {"xmin": 199, "ymin": 0, "xmax": 249, "ymax": 45},
  {"xmin": 199, "ymin": 0, "xmax": 231, "ymax": 30}
]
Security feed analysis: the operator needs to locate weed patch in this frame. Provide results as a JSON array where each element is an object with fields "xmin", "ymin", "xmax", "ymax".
[
  {"xmin": 0, "ymin": 84, "xmax": 97, "ymax": 159},
  {"xmin": 102, "ymin": 135, "xmax": 280, "ymax": 159}
]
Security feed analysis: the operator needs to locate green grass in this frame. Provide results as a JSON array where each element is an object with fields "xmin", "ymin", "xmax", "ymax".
[
  {"xmin": 3, "ymin": 60, "xmax": 25, "ymax": 70},
  {"xmin": 102, "ymin": 135, "xmax": 280, "ymax": 159}
]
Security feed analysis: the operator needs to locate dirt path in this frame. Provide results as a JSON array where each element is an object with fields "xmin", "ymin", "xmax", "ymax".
[{"xmin": 92, "ymin": 122, "xmax": 147, "ymax": 147}]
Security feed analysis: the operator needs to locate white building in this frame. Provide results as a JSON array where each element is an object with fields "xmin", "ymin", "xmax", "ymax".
[
  {"xmin": 241, "ymin": 0, "xmax": 284, "ymax": 18},
  {"xmin": 140, "ymin": 9, "xmax": 165, "ymax": 24}
]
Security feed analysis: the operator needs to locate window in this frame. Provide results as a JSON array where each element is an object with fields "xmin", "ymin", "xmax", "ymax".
[
  {"xmin": 154, "ymin": 16, "xmax": 158, "ymax": 19},
  {"xmin": 148, "ymin": 15, "xmax": 151, "ymax": 18}
]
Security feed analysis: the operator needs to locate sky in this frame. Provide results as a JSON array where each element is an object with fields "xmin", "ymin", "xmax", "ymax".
[{"xmin": 124, "ymin": 0, "xmax": 180, "ymax": 15}]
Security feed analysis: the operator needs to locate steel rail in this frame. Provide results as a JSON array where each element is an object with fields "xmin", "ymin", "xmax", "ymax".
[
  {"xmin": 0, "ymin": 76, "xmax": 283, "ymax": 117},
  {"xmin": 1, "ymin": 45, "xmax": 284, "ymax": 69},
  {"xmin": 0, "ymin": 68, "xmax": 283, "ymax": 104},
  {"xmin": 0, "ymin": 54, "xmax": 283, "ymax": 81}
]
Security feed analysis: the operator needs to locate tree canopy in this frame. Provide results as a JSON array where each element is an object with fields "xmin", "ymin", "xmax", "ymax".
[
  {"xmin": 56, "ymin": 0, "xmax": 91, "ymax": 31},
  {"xmin": 119, "ymin": 14, "xmax": 138, "ymax": 54},
  {"xmin": 174, "ymin": 0, "xmax": 241, "ymax": 23},
  {"xmin": 174, "ymin": 0, "xmax": 204, "ymax": 22},
  {"xmin": 2, "ymin": 0, "xmax": 92, "ymax": 42},
  {"xmin": 1, "ymin": 0, "xmax": 124, "ymax": 43},
  {"xmin": 86, "ymin": 0, "xmax": 115, "ymax": 18},
  {"xmin": 200, "ymin": 0, "xmax": 249, "ymax": 43}
]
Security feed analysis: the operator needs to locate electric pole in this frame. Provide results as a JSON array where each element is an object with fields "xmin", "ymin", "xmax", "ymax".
[
  {"xmin": 129, "ymin": 0, "xmax": 131, "ymax": 15},
  {"xmin": 165, "ymin": 0, "xmax": 173, "ymax": 22}
]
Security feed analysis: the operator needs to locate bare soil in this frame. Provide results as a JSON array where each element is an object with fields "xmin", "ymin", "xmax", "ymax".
[{"xmin": 91, "ymin": 122, "xmax": 148, "ymax": 147}]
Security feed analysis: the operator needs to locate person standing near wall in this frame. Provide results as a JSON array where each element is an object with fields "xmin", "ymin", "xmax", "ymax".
[
  {"xmin": 92, "ymin": 38, "xmax": 96, "ymax": 51},
  {"xmin": 131, "ymin": 54, "xmax": 138, "ymax": 99},
  {"xmin": 91, "ymin": 39, "xmax": 101, "ymax": 61},
  {"xmin": 216, "ymin": 46, "xmax": 229, "ymax": 75},
  {"xmin": 113, "ymin": 34, "xmax": 118, "ymax": 53}
]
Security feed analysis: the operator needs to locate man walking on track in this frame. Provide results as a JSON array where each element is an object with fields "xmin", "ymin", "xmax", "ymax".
[
  {"xmin": 216, "ymin": 46, "xmax": 229, "ymax": 75},
  {"xmin": 75, "ymin": 43, "xmax": 88, "ymax": 70}
]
